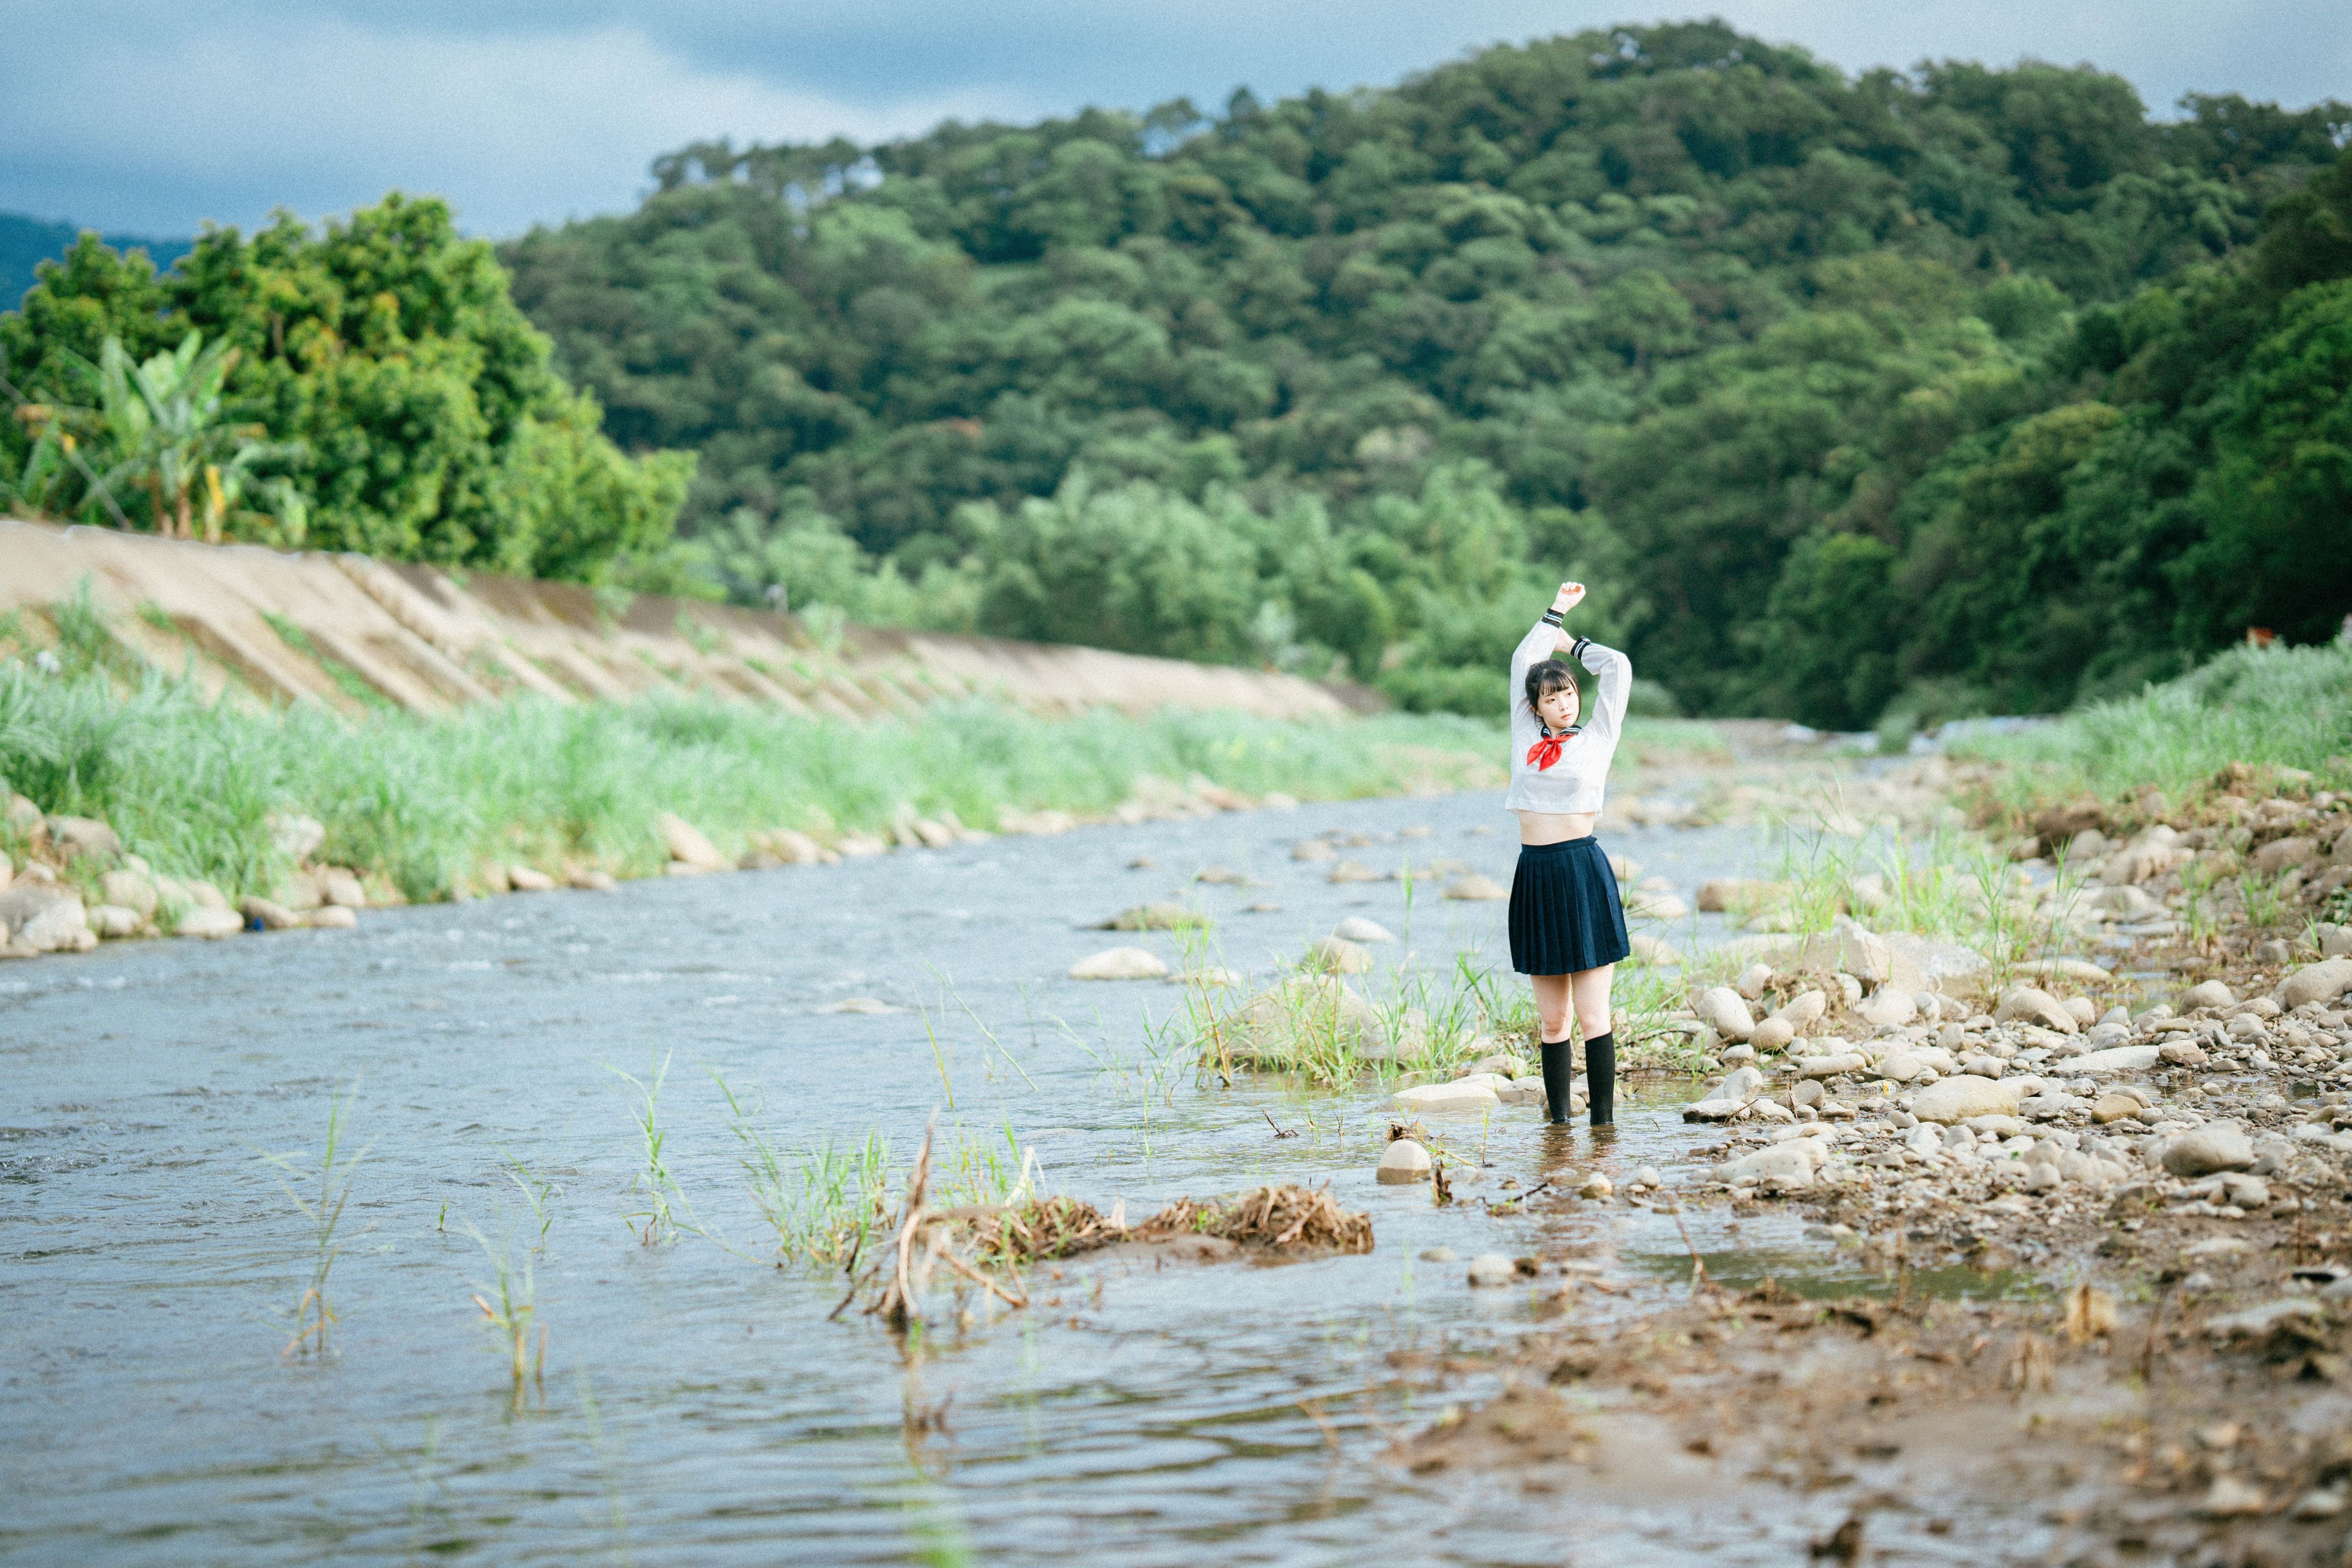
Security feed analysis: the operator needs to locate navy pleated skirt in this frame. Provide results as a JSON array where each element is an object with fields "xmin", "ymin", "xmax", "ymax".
[{"xmin": 1508, "ymin": 835, "xmax": 1631, "ymax": 976}]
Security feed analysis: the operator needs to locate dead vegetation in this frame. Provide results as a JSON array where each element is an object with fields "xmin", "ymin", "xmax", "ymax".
[{"xmin": 847, "ymin": 1119, "xmax": 1373, "ymax": 1332}]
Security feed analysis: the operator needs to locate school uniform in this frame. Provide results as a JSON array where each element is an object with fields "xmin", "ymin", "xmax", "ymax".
[{"xmin": 1504, "ymin": 620, "xmax": 1634, "ymax": 977}]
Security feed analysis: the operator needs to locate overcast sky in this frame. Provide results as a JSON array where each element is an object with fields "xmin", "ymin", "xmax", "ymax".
[{"xmin": 7, "ymin": 1, "xmax": 2347, "ymax": 239}]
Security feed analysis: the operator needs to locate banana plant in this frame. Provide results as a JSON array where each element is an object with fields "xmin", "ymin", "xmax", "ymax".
[{"xmin": 49, "ymin": 331, "xmax": 303, "ymax": 542}]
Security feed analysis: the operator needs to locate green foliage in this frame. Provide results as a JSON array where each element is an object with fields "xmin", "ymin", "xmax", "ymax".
[
  {"xmin": 1960, "ymin": 635, "xmax": 2352, "ymax": 806},
  {"xmin": 496, "ymin": 25, "xmax": 2349, "ymax": 717},
  {"xmin": 0, "ymin": 195, "xmax": 691, "ymax": 582},
  {"xmin": 0, "ymin": 632, "xmax": 1500, "ymax": 902}
]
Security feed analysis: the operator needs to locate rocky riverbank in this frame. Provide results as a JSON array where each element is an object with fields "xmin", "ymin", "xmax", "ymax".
[{"xmin": 1382, "ymin": 763, "xmax": 2352, "ymax": 1558}]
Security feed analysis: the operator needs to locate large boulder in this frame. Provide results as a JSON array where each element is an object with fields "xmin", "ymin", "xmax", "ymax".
[
  {"xmin": 2282, "ymin": 959, "xmax": 2352, "ymax": 1009},
  {"xmin": 46, "ymin": 815, "xmax": 122, "ymax": 862},
  {"xmin": 653, "ymin": 812, "xmax": 728, "ymax": 871},
  {"xmin": 175, "ymin": 906, "xmax": 245, "ymax": 939},
  {"xmin": 1912, "ymin": 1075, "xmax": 2023, "ymax": 1124},
  {"xmin": 2254, "ymin": 836, "xmax": 2317, "ymax": 876},
  {"xmin": 1995, "ymin": 987, "xmax": 2079, "ymax": 1034},
  {"xmin": 0, "ymin": 883, "xmax": 90, "ymax": 952},
  {"xmin": 1694, "ymin": 986, "xmax": 1755, "ymax": 1041},
  {"xmin": 1770, "ymin": 916, "xmax": 1892, "ymax": 986},
  {"xmin": 2163, "ymin": 1122, "xmax": 2255, "ymax": 1178},
  {"xmin": 1878, "ymin": 933, "xmax": 1991, "ymax": 994},
  {"xmin": 1856, "ymin": 987, "xmax": 1917, "ymax": 1029},
  {"xmin": 1229, "ymin": 976, "xmax": 1385, "ymax": 1065},
  {"xmin": 1769, "ymin": 989, "xmax": 1827, "ymax": 1030},
  {"xmin": 99, "ymin": 868, "xmax": 159, "ymax": 919}
]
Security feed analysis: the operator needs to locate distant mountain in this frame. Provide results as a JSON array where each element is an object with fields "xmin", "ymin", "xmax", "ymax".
[{"xmin": 2, "ymin": 212, "xmax": 190, "ymax": 314}]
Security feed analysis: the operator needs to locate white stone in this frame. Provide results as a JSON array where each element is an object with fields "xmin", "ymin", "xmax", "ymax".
[
  {"xmin": 654, "ymin": 811, "xmax": 729, "ymax": 870},
  {"xmin": 2282, "ymin": 959, "xmax": 2352, "ymax": 1009},
  {"xmin": 1694, "ymin": 986, "xmax": 1755, "ymax": 1041},
  {"xmin": 90, "ymin": 903, "xmax": 143, "ymax": 938},
  {"xmin": 1857, "ymin": 988, "xmax": 1916, "ymax": 1029},
  {"xmin": 1466, "ymin": 1253, "xmax": 1517, "ymax": 1287},
  {"xmin": 1376, "ymin": 1139, "xmax": 1433, "ymax": 1183},
  {"xmin": 305, "ymin": 905, "xmax": 358, "ymax": 930},
  {"xmin": 2180, "ymin": 979, "xmax": 2235, "ymax": 1010},
  {"xmin": 1069, "ymin": 947, "xmax": 1171, "ymax": 981},
  {"xmin": 1395, "ymin": 1079, "xmax": 1502, "ymax": 1112},
  {"xmin": 1332, "ymin": 917, "xmax": 1397, "ymax": 944},
  {"xmin": 1444, "ymin": 874, "xmax": 1509, "ymax": 901},
  {"xmin": 2162, "ymin": 1122, "xmax": 2255, "ymax": 1178},
  {"xmin": 175, "ymin": 906, "xmax": 245, "ymax": 939},
  {"xmin": 1911, "ymin": 1075, "xmax": 2023, "ymax": 1124},
  {"xmin": 2066, "ymin": 1045, "xmax": 2161, "ymax": 1073}
]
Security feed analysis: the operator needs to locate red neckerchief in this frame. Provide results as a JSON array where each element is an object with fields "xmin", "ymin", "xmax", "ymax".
[{"xmin": 1526, "ymin": 722, "xmax": 1581, "ymax": 771}]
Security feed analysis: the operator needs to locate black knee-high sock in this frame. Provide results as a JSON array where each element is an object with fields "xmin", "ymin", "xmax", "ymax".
[
  {"xmin": 1539, "ymin": 1036, "xmax": 1575, "ymax": 1124},
  {"xmin": 1585, "ymin": 1031, "xmax": 1616, "ymax": 1127}
]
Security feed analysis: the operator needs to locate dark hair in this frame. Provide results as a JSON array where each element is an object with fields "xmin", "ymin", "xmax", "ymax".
[{"xmin": 1523, "ymin": 657, "xmax": 1579, "ymax": 721}]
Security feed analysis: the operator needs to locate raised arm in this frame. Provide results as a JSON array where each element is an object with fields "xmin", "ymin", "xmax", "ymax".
[
  {"xmin": 1574, "ymin": 639, "xmax": 1633, "ymax": 744},
  {"xmin": 1510, "ymin": 580, "xmax": 1587, "ymax": 690}
]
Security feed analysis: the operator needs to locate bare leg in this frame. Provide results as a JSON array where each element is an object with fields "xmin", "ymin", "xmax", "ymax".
[
  {"xmin": 1530, "ymin": 973, "xmax": 1574, "ymax": 1042},
  {"xmin": 1569, "ymin": 964, "xmax": 1615, "ymax": 1040}
]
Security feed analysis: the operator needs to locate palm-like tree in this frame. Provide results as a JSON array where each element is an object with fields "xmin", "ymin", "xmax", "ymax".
[{"xmin": 85, "ymin": 331, "xmax": 302, "ymax": 542}]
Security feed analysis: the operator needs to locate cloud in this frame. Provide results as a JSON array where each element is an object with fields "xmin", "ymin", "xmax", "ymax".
[
  {"xmin": 2, "ymin": 1, "xmax": 2345, "ymax": 237},
  {"xmin": 0, "ymin": 17, "xmax": 1028, "ymax": 235}
]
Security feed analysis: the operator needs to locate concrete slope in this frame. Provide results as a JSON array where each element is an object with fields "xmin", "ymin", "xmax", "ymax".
[{"xmin": 0, "ymin": 519, "xmax": 1371, "ymax": 721}]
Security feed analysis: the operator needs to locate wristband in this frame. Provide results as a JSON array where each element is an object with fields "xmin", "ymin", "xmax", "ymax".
[
  {"xmin": 1570, "ymin": 636, "xmax": 1592, "ymax": 663},
  {"xmin": 1541, "ymin": 608, "xmax": 1564, "ymax": 628}
]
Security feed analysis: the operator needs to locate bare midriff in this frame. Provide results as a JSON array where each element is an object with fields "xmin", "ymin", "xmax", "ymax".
[{"xmin": 1515, "ymin": 809, "xmax": 1596, "ymax": 846}]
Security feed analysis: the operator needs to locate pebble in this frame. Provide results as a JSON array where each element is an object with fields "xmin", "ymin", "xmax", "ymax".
[
  {"xmin": 1069, "ymin": 947, "xmax": 1171, "ymax": 981},
  {"xmin": 1465, "ymin": 1253, "xmax": 1516, "ymax": 1288},
  {"xmin": 1443, "ymin": 874, "xmax": 1509, "ymax": 901},
  {"xmin": 1332, "ymin": 917, "xmax": 1397, "ymax": 944},
  {"xmin": 306, "ymin": 906, "xmax": 358, "ymax": 930},
  {"xmin": 1750, "ymin": 1017, "xmax": 1795, "ymax": 1052}
]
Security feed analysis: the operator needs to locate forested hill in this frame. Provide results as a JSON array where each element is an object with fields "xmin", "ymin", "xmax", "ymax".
[{"xmin": 501, "ymin": 22, "xmax": 2352, "ymax": 726}]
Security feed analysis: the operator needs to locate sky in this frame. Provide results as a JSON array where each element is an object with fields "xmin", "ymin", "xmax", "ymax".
[{"xmin": 6, "ymin": 0, "xmax": 2347, "ymax": 239}]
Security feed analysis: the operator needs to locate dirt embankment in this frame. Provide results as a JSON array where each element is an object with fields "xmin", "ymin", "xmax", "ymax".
[{"xmin": 0, "ymin": 518, "xmax": 1371, "ymax": 721}]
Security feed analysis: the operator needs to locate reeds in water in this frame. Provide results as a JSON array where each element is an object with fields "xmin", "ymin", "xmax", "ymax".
[
  {"xmin": 465, "ymin": 1222, "xmax": 545, "ymax": 1405},
  {"xmin": 259, "ymin": 1081, "xmax": 366, "ymax": 1357},
  {"xmin": 609, "ymin": 1051, "xmax": 693, "ymax": 1246}
]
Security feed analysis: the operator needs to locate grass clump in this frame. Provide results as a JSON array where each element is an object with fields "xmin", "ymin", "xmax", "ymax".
[
  {"xmin": 0, "ymin": 614, "xmax": 1504, "ymax": 903},
  {"xmin": 715, "ymin": 1072, "xmax": 892, "ymax": 1268},
  {"xmin": 1956, "ymin": 636, "xmax": 2352, "ymax": 811}
]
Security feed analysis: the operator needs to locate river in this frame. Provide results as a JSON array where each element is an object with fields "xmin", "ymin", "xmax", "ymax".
[{"xmin": 3, "ymin": 786, "xmax": 1943, "ymax": 1565}]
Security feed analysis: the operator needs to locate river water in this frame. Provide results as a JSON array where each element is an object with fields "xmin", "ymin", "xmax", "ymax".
[{"xmin": 3, "ymin": 789, "xmax": 1953, "ymax": 1565}]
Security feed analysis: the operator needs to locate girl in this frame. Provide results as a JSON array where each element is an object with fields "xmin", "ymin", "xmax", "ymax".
[{"xmin": 1506, "ymin": 581, "xmax": 1633, "ymax": 1127}]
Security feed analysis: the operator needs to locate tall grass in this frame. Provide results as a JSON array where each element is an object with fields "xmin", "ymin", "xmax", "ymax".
[
  {"xmin": 259, "ymin": 1083, "xmax": 366, "ymax": 1357},
  {"xmin": 0, "ymin": 630, "xmax": 1502, "ymax": 902},
  {"xmin": 1958, "ymin": 636, "xmax": 2352, "ymax": 808}
]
